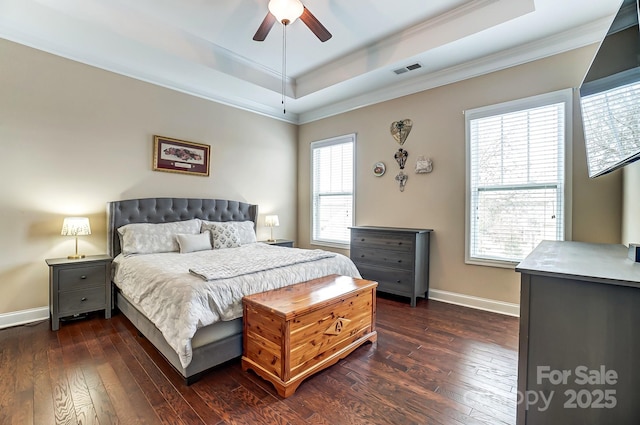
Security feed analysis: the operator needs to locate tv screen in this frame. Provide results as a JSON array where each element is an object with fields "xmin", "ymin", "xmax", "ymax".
[{"xmin": 580, "ymin": 0, "xmax": 640, "ymax": 178}]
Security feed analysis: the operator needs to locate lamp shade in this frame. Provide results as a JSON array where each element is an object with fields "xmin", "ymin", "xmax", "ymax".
[
  {"xmin": 268, "ymin": 0, "xmax": 304, "ymax": 24},
  {"xmin": 61, "ymin": 217, "xmax": 91, "ymax": 236},
  {"xmin": 265, "ymin": 215, "xmax": 280, "ymax": 227}
]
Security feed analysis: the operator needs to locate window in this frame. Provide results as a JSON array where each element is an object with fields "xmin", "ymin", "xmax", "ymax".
[
  {"xmin": 311, "ymin": 134, "xmax": 355, "ymax": 248},
  {"xmin": 465, "ymin": 89, "xmax": 572, "ymax": 267}
]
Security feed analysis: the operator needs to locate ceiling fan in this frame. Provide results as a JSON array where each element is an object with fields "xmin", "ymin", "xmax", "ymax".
[{"xmin": 253, "ymin": 0, "xmax": 332, "ymax": 42}]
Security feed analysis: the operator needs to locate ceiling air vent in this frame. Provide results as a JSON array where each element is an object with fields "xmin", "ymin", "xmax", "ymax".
[{"xmin": 393, "ymin": 62, "xmax": 423, "ymax": 75}]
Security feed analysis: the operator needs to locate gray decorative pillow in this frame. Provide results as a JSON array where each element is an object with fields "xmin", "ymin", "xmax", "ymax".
[
  {"xmin": 206, "ymin": 222, "xmax": 241, "ymax": 249},
  {"xmin": 118, "ymin": 219, "xmax": 201, "ymax": 256},
  {"xmin": 176, "ymin": 231, "xmax": 212, "ymax": 253},
  {"xmin": 201, "ymin": 221, "xmax": 256, "ymax": 245}
]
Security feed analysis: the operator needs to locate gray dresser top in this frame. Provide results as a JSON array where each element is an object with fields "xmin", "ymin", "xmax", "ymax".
[
  {"xmin": 516, "ymin": 240, "xmax": 640, "ymax": 288},
  {"xmin": 350, "ymin": 226, "xmax": 433, "ymax": 233}
]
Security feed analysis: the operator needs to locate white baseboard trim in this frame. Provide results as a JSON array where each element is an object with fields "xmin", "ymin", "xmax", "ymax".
[
  {"xmin": 0, "ymin": 306, "xmax": 49, "ymax": 329},
  {"xmin": 429, "ymin": 289, "xmax": 520, "ymax": 317}
]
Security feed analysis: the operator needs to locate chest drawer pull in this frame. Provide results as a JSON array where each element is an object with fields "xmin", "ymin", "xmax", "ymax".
[
  {"xmin": 81, "ymin": 297, "xmax": 87, "ymax": 301},
  {"xmin": 80, "ymin": 275, "xmax": 87, "ymax": 279}
]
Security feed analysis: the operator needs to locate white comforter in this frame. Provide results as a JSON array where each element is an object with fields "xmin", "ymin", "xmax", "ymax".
[{"xmin": 112, "ymin": 243, "xmax": 361, "ymax": 368}]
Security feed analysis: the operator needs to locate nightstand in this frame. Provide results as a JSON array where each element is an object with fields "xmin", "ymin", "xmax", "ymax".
[
  {"xmin": 45, "ymin": 254, "xmax": 112, "ymax": 331},
  {"xmin": 261, "ymin": 239, "xmax": 294, "ymax": 248}
]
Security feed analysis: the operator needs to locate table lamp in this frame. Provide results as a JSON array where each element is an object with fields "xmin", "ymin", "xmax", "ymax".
[
  {"xmin": 61, "ymin": 217, "xmax": 91, "ymax": 259},
  {"xmin": 265, "ymin": 215, "xmax": 279, "ymax": 242}
]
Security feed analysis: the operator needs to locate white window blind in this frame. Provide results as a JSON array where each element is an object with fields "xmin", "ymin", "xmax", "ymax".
[
  {"xmin": 311, "ymin": 134, "xmax": 355, "ymax": 247},
  {"xmin": 466, "ymin": 90, "xmax": 571, "ymax": 265}
]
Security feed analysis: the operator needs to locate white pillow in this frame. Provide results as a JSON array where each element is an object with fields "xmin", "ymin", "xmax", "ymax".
[
  {"xmin": 203, "ymin": 222, "xmax": 241, "ymax": 249},
  {"xmin": 118, "ymin": 219, "xmax": 201, "ymax": 256},
  {"xmin": 201, "ymin": 221, "xmax": 256, "ymax": 245},
  {"xmin": 176, "ymin": 231, "xmax": 212, "ymax": 253},
  {"xmin": 234, "ymin": 221, "xmax": 257, "ymax": 245}
]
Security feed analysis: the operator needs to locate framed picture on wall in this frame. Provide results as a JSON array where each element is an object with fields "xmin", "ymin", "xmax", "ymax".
[{"xmin": 153, "ymin": 135, "xmax": 210, "ymax": 176}]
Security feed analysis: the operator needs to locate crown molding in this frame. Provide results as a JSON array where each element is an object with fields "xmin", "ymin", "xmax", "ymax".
[{"xmin": 298, "ymin": 17, "xmax": 610, "ymax": 124}]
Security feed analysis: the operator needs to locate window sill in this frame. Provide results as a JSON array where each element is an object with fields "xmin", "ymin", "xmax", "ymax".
[
  {"xmin": 310, "ymin": 240, "xmax": 350, "ymax": 251},
  {"xmin": 465, "ymin": 257, "xmax": 519, "ymax": 269}
]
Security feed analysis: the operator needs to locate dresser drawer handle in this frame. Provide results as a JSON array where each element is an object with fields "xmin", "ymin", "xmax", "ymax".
[
  {"xmin": 360, "ymin": 238, "xmax": 365, "ymax": 242},
  {"xmin": 81, "ymin": 297, "xmax": 87, "ymax": 302},
  {"xmin": 397, "ymin": 242, "xmax": 403, "ymax": 246},
  {"xmin": 397, "ymin": 260, "xmax": 402, "ymax": 263},
  {"xmin": 80, "ymin": 275, "xmax": 87, "ymax": 279},
  {"xmin": 396, "ymin": 280, "xmax": 402, "ymax": 283},
  {"xmin": 360, "ymin": 254, "xmax": 365, "ymax": 258}
]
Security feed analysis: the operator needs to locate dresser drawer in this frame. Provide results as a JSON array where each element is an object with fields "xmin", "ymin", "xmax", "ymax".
[
  {"xmin": 351, "ymin": 230, "xmax": 414, "ymax": 252},
  {"xmin": 356, "ymin": 264, "xmax": 414, "ymax": 293},
  {"xmin": 58, "ymin": 287, "xmax": 106, "ymax": 315},
  {"xmin": 59, "ymin": 265, "xmax": 106, "ymax": 291},
  {"xmin": 350, "ymin": 246, "xmax": 414, "ymax": 269}
]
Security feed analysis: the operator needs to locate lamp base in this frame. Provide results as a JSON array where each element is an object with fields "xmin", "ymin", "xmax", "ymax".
[{"xmin": 67, "ymin": 254, "xmax": 86, "ymax": 259}]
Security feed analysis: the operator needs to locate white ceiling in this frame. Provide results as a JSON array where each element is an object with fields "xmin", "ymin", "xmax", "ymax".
[{"xmin": 0, "ymin": 0, "xmax": 622, "ymax": 123}]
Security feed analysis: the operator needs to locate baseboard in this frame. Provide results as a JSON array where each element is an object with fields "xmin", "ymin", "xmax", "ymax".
[
  {"xmin": 429, "ymin": 289, "xmax": 520, "ymax": 317},
  {"xmin": 0, "ymin": 306, "xmax": 49, "ymax": 329}
]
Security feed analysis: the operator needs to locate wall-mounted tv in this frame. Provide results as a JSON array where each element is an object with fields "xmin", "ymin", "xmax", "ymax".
[{"xmin": 580, "ymin": 0, "xmax": 640, "ymax": 178}]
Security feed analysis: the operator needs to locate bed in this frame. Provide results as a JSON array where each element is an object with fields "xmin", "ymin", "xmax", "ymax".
[{"xmin": 106, "ymin": 197, "xmax": 361, "ymax": 384}]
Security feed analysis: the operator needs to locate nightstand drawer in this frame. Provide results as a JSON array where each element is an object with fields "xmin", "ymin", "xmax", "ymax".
[
  {"xmin": 58, "ymin": 287, "xmax": 106, "ymax": 315},
  {"xmin": 350, "ymin": 247, "xmax": 414, "ymax": 269},
  {"xmin": 351, "ymin": 230, "xmax": 413, "ymax": 252},
  {"xmin": 59, "ymin": 265, "xmax": 106, "ymax": 291}
]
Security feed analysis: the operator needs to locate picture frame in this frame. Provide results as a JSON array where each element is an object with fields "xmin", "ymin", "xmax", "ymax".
[{"xmin": 153, "ymin": 135, "xmax": 210, "ymax": 176}]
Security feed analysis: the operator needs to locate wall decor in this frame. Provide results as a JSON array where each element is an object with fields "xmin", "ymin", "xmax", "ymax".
[
  {"xmin": 395, "ymin": 171, "xmax": 408, "ymax": 192},
  {"xmin": 394, "ymin": 148, "xmax": 408, "ymax": 169},
  {"xmin": 153, "ymin": 135, "xmax": 210, "ymax": 176},
  {"xmin": 390, "ymin": 119, "xmax": 413, "ymax": 145},
  {"xmin": 373, "ymin": 162, "xmax": 386, "ymax": 177},
  {"xmin": 415, "ymin": 156, "xmax": 433, "ymax": 174}
]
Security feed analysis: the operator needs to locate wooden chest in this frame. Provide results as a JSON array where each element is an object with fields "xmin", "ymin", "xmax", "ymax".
[{"xmin": 241, "ymin": 274, "xmax": 377, "ymax": 397}]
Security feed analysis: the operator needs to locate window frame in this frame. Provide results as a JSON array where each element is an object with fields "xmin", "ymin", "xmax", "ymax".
[
  {"xmin": 310, "ymin": 133, "xmax": 356, "ymax": 249},
  {"xmin": 464, "ymin": 89, "xmax": 573, "ymax": 268}
]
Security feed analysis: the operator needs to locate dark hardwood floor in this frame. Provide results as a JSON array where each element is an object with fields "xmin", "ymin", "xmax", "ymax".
[{"xmin": 0, "ymin": 296, "xmax": 519, "ymax": 425}]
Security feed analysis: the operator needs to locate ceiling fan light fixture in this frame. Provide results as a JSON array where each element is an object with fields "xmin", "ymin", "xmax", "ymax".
[{"xmin": 268, "ymin": 0, "xmax": 304, "ymax": 25}]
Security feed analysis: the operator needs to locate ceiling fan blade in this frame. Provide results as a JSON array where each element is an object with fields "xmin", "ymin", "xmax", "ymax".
[
  {"xmin": 300, "ymin": 6, "xmax": 332, "ymax": 42},
  {"xmin": 253, "ymin": 12, "xmax": 276, "ymax": 41}
]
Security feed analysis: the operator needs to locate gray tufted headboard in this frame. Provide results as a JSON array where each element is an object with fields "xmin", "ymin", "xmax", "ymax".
[{"xmin": 106, "ymin": 197, "xmax": 258, "ymax": 257}]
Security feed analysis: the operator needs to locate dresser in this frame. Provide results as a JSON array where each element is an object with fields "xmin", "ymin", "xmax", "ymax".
[
  {"xmin": 349, "ymin": 226, "xmax": 432, "ymax": 307},
  {"xmin": 46, "ymin": 254, "xmax": 112, "ymax": 331},
  {"xmin": 516, "ymin": 241, "xmax": 640, "ymax": 424}
]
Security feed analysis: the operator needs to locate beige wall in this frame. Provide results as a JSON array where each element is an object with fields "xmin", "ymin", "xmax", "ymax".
[
  {"xmin": 0, "ymin": 39, "xmax": 297, "ymax": 315},
  {"xmin": 1, "ymin": 37, "xmax": 625, "ymax": 317},
  {"xmin": 298, "ymin": 45, "xmax": 622, "ymax": 305},
  {"xmin": 622, "ymin": 161, "xmax": 640, "ymax": 245}
]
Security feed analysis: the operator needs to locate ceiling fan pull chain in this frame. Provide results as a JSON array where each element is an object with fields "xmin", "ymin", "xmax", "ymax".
[{"xmin": 282, "ymin": 22, "xmax": 287, "ymax": 114}]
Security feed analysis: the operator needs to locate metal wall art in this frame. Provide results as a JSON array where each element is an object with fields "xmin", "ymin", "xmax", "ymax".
[
  {"xmin": 395, "ymin": 171, "xmax": 408, "ymax": 192},
  {"xmin": 394, "ymin": 149, "xmax": 408, "ymax": 169},
  {"xmin": 390, "ymin": 119, "xmax": 413, "ymax": 191},
  {"xmin": 390, "ymin": 119, "xmax": 413, "ymax": 146}
]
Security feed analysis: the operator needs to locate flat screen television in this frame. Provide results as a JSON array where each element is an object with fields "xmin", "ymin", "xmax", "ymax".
[{"xmin": 580, "ymin": 0, "xmax": 640, "ymax": 178}]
